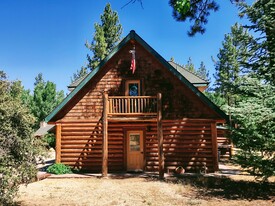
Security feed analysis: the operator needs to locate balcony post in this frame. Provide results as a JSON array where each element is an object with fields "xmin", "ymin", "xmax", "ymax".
[
  {"xmin": 157, "ymin": 93, "xmax": 164, "ymax": 179},
  {"xmin": 102, "ymin": 92, "xmax": 108, "ymax": 177}
]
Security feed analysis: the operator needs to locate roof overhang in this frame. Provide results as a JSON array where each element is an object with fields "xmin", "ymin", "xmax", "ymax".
[{"xmin": 45, "ymin": 30, "xmax": 228, "ymax": 123}]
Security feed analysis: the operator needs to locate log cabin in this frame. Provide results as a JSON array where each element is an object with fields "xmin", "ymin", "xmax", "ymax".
[{"xmin": 45, "ymin": 30, "xmax": 228, "ymax": 177}]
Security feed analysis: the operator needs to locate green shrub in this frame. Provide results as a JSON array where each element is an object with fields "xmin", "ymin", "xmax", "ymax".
[
  {"xmin": 44, "ymin": 133, "xmax": 56, "ymax": 148},
  {"xmin": 46, "ymin": 163, "xmax": 72, "ymax": 175}
]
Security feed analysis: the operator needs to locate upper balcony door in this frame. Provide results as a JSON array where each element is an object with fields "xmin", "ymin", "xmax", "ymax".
[{"xmin": 125, "ymin": 80, "xmax": 141, "ymax": 96}]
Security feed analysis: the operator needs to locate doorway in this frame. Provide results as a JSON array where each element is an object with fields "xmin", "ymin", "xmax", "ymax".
[{"xmin": 126, "ymin": 130, "xmax": 144, "ymax": 171}]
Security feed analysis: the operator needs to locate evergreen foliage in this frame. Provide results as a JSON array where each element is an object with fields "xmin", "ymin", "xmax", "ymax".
[
  {"xmin": 184, "ymin": 57, "xmax": 196, "ymax": 73},
  {"xmin": 196, "ymin": 61, "xmax": 210, "ymax": 81},
  {"xmin": 86, "ymin": 3, "xmax": 122, "ymax": 70},
  {"xmin": 0, "ymin": 71, "xmax": 44, "ymax": 205},
  {"xmin": 214, "ymin": 23, "xmax": 252, "ymax": 96},
  {"xmin": 214, "ymin": 1, "xmax": 275, "ymax": 180},
  {"xmin": 31, "ymin": 73, "xmax": 64, "ymax": 128},
  {"xmin": 229, "ymin": 77, "xmax": 275, "ymax": 180},
  {"xmin": 169, "ymin": 0, "xmax": 219, "ymax": 36},
  {"xmin": 71, "ymin": 66, "xmax": 88, "ymax": 83},
  {"xmin": 213, "ymin": 23, "xmax": 253, "ymax": 120},
  {"xmin": 238, "ymin": 0, "xmax": 275, "ymax": 85}
]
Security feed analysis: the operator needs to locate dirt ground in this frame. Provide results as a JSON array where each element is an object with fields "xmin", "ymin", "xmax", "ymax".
[{"xmin": 16, "ymin": 173, "xmax": 274, "ymax": 206}]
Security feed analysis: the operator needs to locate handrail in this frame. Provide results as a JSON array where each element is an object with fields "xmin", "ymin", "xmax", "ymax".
[{"xmin": 108, "ymin": 96, "xmax": 157, "ymax": 116}]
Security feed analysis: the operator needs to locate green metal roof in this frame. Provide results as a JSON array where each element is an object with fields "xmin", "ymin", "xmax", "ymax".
[
  {"xmin": 168, "ymin": 61, "xmax": 209, "ymax": 86},
  {"xmin": 68, "ymin": 74, "xmax": 88, "ymax": 90},
  {"xmin": 45, "ymin": 30, "xmax": 228, "ymax": 122}
]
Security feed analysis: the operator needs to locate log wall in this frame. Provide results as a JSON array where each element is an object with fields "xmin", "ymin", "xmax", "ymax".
[
  {"xmin": 146, "ymin": 119, "xmax": 217, "ymax": 173},
  {"xmin": 59, "ymin": 120, "xmax": 103, "ymax": 172},
  {"xmin": 57, "ymin": 118, "xmax": 218, "ymax": 173}
]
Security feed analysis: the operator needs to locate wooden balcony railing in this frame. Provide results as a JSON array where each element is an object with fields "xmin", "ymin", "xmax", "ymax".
[{"xmin": 108, "ymin": 96, "xmax": 157, "ymax": 116}]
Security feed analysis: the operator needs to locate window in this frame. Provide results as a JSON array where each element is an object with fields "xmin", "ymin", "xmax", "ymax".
[
  {"xmin": 129, "ymin": 133, "xmax": 141, "ymax": 151},
  {"xmin": 125, "ymin": 80, "xmax": 140, "ymax": 96}
]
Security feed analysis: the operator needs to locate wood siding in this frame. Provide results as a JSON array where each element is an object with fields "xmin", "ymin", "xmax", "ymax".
[
  {"xmin": 57, "ymin": 118, "xmax": 218, "ymax": 173},
  {"xmin": 146, "ymin": 119, "xmax": 217, "ymax": 173},
  {"xmin": 53, "ymin": 40, "xmax": 224, "ymax": 174},
  {"xmin": 60, "ymin": 41, "xmax": 220, "ymax": 121}
]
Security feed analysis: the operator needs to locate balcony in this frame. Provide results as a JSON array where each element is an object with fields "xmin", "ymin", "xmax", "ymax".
[{"xmin": 107, "ymin": 96, "xmax": 158, "ymax": 117}]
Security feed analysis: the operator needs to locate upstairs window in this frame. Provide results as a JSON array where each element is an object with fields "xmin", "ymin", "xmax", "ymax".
[{"xmin": 125, "ymin": 80, "xmax": 140, "ymax": 96}]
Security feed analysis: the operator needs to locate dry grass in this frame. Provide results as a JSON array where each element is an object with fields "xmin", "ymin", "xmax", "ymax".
[{"xmin": 16, "ymin": 175, "xmax": 274, "ymax": 206}]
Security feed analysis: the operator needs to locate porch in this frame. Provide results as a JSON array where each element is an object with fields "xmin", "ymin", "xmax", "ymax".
[
  {"xmin": 102, "ymin": 93, "xmax": 164, "ymax": 178},
  {"xmin": 54, "ymin": 95, "xmax": 219, "ymax": 179}
]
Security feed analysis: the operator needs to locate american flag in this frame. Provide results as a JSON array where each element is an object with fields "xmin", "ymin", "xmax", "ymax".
[{"xmin": 129, "ymin": 46, "xmax": 136, "ymax": 74}]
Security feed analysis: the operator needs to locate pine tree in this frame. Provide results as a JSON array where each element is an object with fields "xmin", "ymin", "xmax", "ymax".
[
  {"xmin": 86, "ymin": 3, "xmax": 122, "ymax": 70},
  {"xmin": 214, "ymin": 23, "xmax": 253, "ymax": 112},
  {"xmin": 229, "ymin": 77, "xmax": 275, "ymax": 180},
  {"xmin": 31, "ymin": 73, "xmax": 64, "ymax": 128},
  {"xmin": 196, "ymin": 61, "xmax": 210, "ymax": 81},
  {"xmin": 224, "ymin": 1, "xmax": 275, "ymax": 180},
  {"xmin": 169, "ymin": 0, "xmax": 219, "ymax": 36},
  {"xmin": 238, "ymin": 0, "xmax": 275, "ymax": 85},
  {"xmin": 71, "ymin": 66, "xmax": 88, "ymax": 83},
  {"xmin": 185, "ymin": 57, "xmax": 195, "ymax": 73}
]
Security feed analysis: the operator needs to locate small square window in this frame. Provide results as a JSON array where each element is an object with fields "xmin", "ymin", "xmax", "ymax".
[{"xmin": 125, "ymin": 80, "xmax": 140, "ymax": 96}]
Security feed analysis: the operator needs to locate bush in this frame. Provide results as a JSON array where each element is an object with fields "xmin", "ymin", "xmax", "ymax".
[
  {"xmin": 46, "ymin": 163, "xmax": 72, "ymax": 175},
  {"xmin": 44, "ymin": 133, "xmax": 56, "ymax": 148}
]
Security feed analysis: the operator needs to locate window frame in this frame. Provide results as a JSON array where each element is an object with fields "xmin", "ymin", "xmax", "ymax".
[{"xmin": 125, "ymin": 80, "xmax": 141, "ymax": 96}]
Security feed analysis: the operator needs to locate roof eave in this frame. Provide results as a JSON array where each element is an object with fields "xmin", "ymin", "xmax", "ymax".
[
  {"xmin": 45, "ymin": 32, "xmax": 133, "ymax": 123},
  {"xmin": 131, "ymin": 32, "xmax": 228, "ymax": 121},
  {"xmin": 45, "ymin": 30, "xmax": 228, "ymax": 123}
]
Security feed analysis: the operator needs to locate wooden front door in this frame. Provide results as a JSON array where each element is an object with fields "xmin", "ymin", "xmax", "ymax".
[{"xmin": 127, "ymin": 130, "xmax": 144, "ymax": 171}]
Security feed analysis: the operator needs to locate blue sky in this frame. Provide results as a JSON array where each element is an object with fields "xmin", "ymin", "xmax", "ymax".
[{"xmin": 0, "ymin": 0, "xmax": 251, "ymax": 93}]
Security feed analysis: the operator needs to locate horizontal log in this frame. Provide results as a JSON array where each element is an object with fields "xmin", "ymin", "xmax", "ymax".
[
  {"xmin": 62, "ymin": 162, "xmax": 102, "ymax": 166},
  {"xmin": 146, "ymin": 132, "xmax": 212, "ymax": 136},
  {"xmin": 61, "ymin": 150, "xmax": 102, "ymax": 154},
  {"xmin": 62, "ymin": 128, "xmax": 103, "ymax": 132},
  {"xmin": 163, "ymin": 123, "xmax": 212, "ymax": 127},
  {"xmin": 61, "ymin": 141, "xmax": 103, "ymax": 145},
  {"xmin": 62, "ymin": 137, "xmax": 103, "ymax": 140},
  {"xmin": 61, "ymin": 158, "xmax": 122, "ymax": 163},
  {"xmin": 145, "ymin": 143, "xmax": 212, "ymax": 147},
  {"xmin": 61, "ymin": 154, "xmax": 104, "ymax": 158},
  {"xmin": 61, "ymin": 140, "xmax": 122, "ymax": 144},
  {"xmin": 165, "ymin": 159, "xmax": 213, "ymax": 163},
  {"xmin": 61, "ymin": 145, "xmax": 123, "ymax": 149},
  {"xmin": 62, "ymin": 132, "xmax": 102, "ymax": 136},
  {"xmin": 161, "ymin": 127, "xmax": 211, "ymax": 131},
  {"xmin": 162, "ymin": 119, "xmax": 216, "ymax": 123},
  {"xmin": 58, "ymin": 119, "xmax": 102, "ymax": 123},
  {"xmin": 108, "ymin": 133, "xmax": 123, "ymax": 136},
  {"xmin": 64, "ymin": 113, "xmax": 102, "ymax": 117},
  {"xmin": 61, "ymin": 154, "xmax": 122, "ymax": 158},
  {"xmin": 163, "ymin": 140, "xmax": 211, "ymax": 144},
  {"xmin": 164, "ymin": 154, "xmax": 213, "ymax": 158},
  {"xmin": 62, "ymin": 124, "xmax": 102, "ymax": 128}
]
